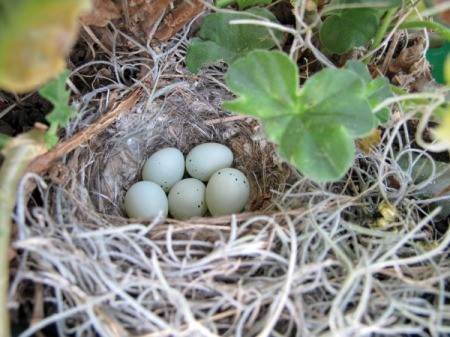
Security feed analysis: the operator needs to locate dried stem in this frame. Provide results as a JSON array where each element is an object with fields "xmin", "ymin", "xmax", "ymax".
[{"xmin": 0, "ymin": 125, "xmax": 47, "ymax": 337}]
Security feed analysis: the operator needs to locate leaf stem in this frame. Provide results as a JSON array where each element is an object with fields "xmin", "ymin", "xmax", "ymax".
[
  {"xmin": 398, "ymin": 20, "xmax": 450, "ymax": 42},
  {"xmin": 364, "ymin": 7, "xmax": 398, "ymax": 64},
  {"xmin": 214, "ymin": 0, "xmax": 236, "ymax": 8},
  {"xmin": 0, "ymin": 127, "xmax": 47, "ymax": 337}
]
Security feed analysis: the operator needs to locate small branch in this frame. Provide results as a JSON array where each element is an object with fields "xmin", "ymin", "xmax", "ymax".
[
  {"xmin": 26, "ymin": 88, "xmax": 142, "ymax": 176},
  {"xmin": 155, "ymin": 0, "xmax": 205, "ymax": 41},
  {"xmin": 398, "ymin": 20, "xmax": 450, "ymax": 42}
]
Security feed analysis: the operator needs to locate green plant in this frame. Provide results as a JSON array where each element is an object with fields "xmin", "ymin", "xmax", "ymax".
[
  {"xmin": 185, "ymin": 7, "xmax": 282, "ymax": 73},
  {"xmin": 214, "ymin": 0, "xmax": 273, "ymax": 9},
  {"xmin": 223, "ymin": 50, "xmax": 392, "ymax": 182},
  {"xmin": 319, "ymin": 0, "xmax": 402, "ymax": 55},
  {"xmin": 39, "ymin": 71, "xmax": 76, "ymax": 148}
]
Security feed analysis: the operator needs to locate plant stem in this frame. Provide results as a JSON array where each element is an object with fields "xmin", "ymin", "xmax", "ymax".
[
  {"xmin": 364, "ymin": 7, "xmax": 398, "ymax": 64},
  {"xmin": 398, "ymin": 20, "xmax": 450, "ymax": 42},
  {"xmin": 0, "ymin": 126, "xmax": 47, "ymax": 337},
  {"xmin": 214, "ymin": 0, "xmax": 236, "ymax": 8}
]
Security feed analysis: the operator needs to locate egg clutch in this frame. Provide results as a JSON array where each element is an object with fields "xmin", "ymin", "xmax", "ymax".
[{"xmin": 124, "ymin": 143, "xmax": 250, "ymax": 220}]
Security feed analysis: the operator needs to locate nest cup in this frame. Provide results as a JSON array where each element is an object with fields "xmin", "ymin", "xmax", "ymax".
[
  {"xmin": 64, "ymin": 79, "xmax": 295, "ymax": 224},
  {"xmin": 10, "ymin": 76, "xmax": 300, "ymax": 336},
  {"xmin": 10, "ymin": 10, "xmax": 450, "ymax": 337},
  {"xmin": 13, "ymin": 74, "xmax": 450, "ymax": 337}
]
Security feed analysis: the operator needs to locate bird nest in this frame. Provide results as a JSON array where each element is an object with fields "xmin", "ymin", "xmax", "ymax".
[{"xmin": 9, "ymin": 28, "xmax": 450, "ymax": 337}]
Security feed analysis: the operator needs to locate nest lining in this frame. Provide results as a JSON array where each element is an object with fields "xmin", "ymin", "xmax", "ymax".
[
  {"xmin": 9, "ymin": 24, "xmax": 450, "ymax": 337},
  {"xmin": 72, "ymin": 79, "xmax": 296, "ymax": 219}
]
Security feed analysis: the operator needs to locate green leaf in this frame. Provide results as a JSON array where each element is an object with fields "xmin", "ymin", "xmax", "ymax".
[
  {"xmin": 298, "ymin": 68, "xmax": 375, "ymax": 137},
  {"xmin": 223, "ymin": 50, "xmax": 298, "ymax": 118},
  {"xmin": 397, "ymin": 153, "xmax": 450, "ymax": 220},
  {"xmin": 320, "ymin": 9, "xmax": 378, "ymax": 55},
  {"xmin": 331, "ymin": 0, "xmax": 402, "ymax": 9},
  {"xmin": 224, "ymin": 51, "xmax": 376, "ymax": 182},
  {"xmin": 237, "ymin": 0, "xmax": 273, "ymax": 9},
  {"xmin": 38, "ymin": 70, "xmax": 74, "ymax": 148},
  {"xmin": 446, "ymin": 54, "xmax": 450, "ymax": 84},
  {"xmin": 282, "ymin": 122, "xmax": 355, "ymax": 182},
  {"xmin": 365, "ymin": 77, "xmax": 392, "ymax": 124},
  {"xmin": 343, "ymin": 60, "xmax": 372, "ymax": 82},
  {"xmin": 344, "ymin": 60, "xmax": 393, "ymax": 125},
  {"xmin": 185, "ymin": 8, "xmax": 282, "ymax": 73},
  {"xmin": 185, "ymin": 38, "xmax": 236, "ymax": 73}
]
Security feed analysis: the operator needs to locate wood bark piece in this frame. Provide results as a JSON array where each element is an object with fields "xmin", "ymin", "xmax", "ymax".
[
  {"xmin": 26, "ymin": 88, "xmax": 142, "ymax": 177},
  {"xmin": 155, "ymin": 0, "xmax": 204, "ymax": 41},
  {"xmin": 80, "ymin": 0, "xmax": 121, "ymax": 27},
  {"xmin": 128, "ymin": 0, "xmax": 172, "ymax": 37}
]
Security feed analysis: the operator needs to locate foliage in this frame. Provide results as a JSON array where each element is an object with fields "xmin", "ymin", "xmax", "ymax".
[
  {"xmin": 446, "ymin": 54, "xmax": 450, "ymax": 84},
  {"xmin": 237, "ymin": 0, "xmax": 273, "ymax": 9},
  {"xmin": 185, "ymin": 8, "xmax": 282, "ymax": 73},
  {"xmin": 214, "ymin": 0, "xmax": 273, "ymax": 8},
  {"xmin": 223, "ymin": 50, "xmax": 392, "ymax": 182},
  {"xmin": 39, "ymin": 71, "xmax": 75, "ymax": 148},
  {"xmin": 319, "ymin": 0, "xmax": 401, "ymax": 55},
  {"xmin": 397, "ymin": 153, "xmax": 450, "ymax": 220},
  {"xmin": 0, "ymin": 0, "xmax": 90, "ymax": 93},
  {"xmin": 343, "ymin": 61, "xmax": 392, "ymax": 124},
  {"xmin": 320, "ymin": 8, "xmax": 378, "ymax": 55},
  {"xmin": 329, "ymin": 0, "xmax": 402, "ymax": 8}
]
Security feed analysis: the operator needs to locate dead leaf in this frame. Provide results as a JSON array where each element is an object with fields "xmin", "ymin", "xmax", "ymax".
[
  {"xmin": 388, "ymin": 34, "xmax": 433, "ymax": 91},
  {"xmin": 0, "ymin": 0, "xmax": 91, "ymax": 93},
  {"xmin": 356, "ymin": 128, "xmax": 382, "ymax": 154},
  {"xmin": 388, "ymin": 40, "xmax": 424, "ymax": 74},
  {"xmin": 80, "ymin": 0, "xmax": 121, "ymax": 27}
]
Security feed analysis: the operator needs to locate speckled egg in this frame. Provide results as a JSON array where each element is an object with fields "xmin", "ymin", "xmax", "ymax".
[
  {"xmin": 168, "ymin": 178, "xmax": 207, "ymax": 220},
  {"xmin": 206, "ymin": 168, "xmax": 250, "ymax": 216},
  {"xmin": 124, "ymin": 181, "xmax": 168, "ymax": 218},
  {"xmin": 186, "ymin": 143, "xmax": 233, "ymax": 181},
  {"xmin": 142, "ymin": 147, "xmax": 185, "ymax": 192}
]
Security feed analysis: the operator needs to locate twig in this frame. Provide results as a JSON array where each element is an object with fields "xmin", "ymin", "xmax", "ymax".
[
  {"xmin": 155, "ymin": 0, "xmax": 205, "ymax": 41},
  {"xmin": 202, "ymin": 115, "xmax": 248, "ymax": 125},
  {"xmin": 26, "ymin": 88, "xmax": 142, "ymax": 176}
]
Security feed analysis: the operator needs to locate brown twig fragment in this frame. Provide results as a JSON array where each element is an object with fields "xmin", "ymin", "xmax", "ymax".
[
  {"xmin": 26, "ymin": 88, "xmax": 142, "ymax": 176},
  {"xmin": 155, "ymin": 0, "xmax": 205, "ymax": 41}
]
